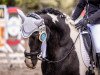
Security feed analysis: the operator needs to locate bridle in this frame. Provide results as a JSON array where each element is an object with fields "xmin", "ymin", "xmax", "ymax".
[
  {"xmin": 24, "ymin": 51, "xmax": 40, "ymax": 59},
  {"xmin": 24, "ymin": 33, "xmax": 80, "ymax": 63},
  {"xmin": 24, "ymin": 13, "xmax": 80, "ymax": 63}
]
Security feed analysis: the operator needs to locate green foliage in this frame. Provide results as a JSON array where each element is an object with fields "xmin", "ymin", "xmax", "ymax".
[
  {"xmin": 0, "ymin": 0, "xmax": 7, "ymax": 4},
  {"xmin": 0, "ymin": 0, "xmax": 78, "ymax": 15}
]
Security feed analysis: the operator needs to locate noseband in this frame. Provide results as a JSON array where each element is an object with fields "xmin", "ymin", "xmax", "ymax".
[
  {"xmin": 24, "ymin": 33, "xmax": 80, "ymax": 63},
  {"xmin": 24, "ymin": 50, "xmax": 40, "ymax": 59},
  {"xmin": 24, "ymin": 13, "xmax": 80, "ymax": 63}
]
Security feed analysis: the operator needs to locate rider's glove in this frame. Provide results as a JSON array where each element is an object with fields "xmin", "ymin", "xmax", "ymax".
[{"xmin": 75, "ymin": 18, "xmax": 90, "ymax": 30}]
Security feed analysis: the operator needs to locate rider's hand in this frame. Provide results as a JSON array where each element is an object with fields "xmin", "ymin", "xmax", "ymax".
[{"xmin": 75, "ymin": 18, "xmax": 90, "ymax": 30}]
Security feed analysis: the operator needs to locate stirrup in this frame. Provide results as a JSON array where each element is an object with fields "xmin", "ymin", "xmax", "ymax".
[
  {"xmin": 86, "ymin": 70, "xmax": 95, "ymax": 75},
  {"xmin": 96, "ymin": 53, "xmax": 100, "ymax": 69},
  {"xmin": 86, "ymin": 61, "xmax": 95, "ymax": 75},
  {"xmin": 86, "ymin": 66, "xmax": 95, "ymax": 75}
]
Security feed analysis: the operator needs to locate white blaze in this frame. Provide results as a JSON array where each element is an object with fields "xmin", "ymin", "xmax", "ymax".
[{"xmin": 47, "ymin": 13, "xmax": 58, "ymax": 23}]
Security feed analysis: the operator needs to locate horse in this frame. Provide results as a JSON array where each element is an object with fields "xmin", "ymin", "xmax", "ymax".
[{"xmin": 17, "ymin": 8, "xmax": 98, "ymax": 75}]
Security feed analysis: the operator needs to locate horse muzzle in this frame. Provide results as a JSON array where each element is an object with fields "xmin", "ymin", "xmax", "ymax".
[
  {"xmin": 24, "ymin": 58, "xmax": 37, "ymax": 69},
  {"xmin": 24, "ymin": 58, "xmax": 35, "ymax": 69},
  {"xmin": 24, "ymin": 51, "xmax": 39, "ymax": 69}
]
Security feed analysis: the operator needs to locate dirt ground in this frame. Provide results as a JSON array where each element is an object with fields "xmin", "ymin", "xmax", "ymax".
[{"xmin": 0, "ymin": 61, "xmax": 42, "ymax": 75}]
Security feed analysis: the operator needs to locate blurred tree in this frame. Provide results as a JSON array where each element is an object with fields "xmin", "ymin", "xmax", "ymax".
[
  {"xmin": 7, "ymin": 0, "xmax": 16, "ymax": 7},
  {"xmin": 16, "ymin": 0, "xmax": 23, "ymax": 7},
  {"xmin": 59, "ymin": 0, "xmax": 75, "ymax": 15},
  {"xmin": 18, "ymin": 0, "xmax": 40, "ymax": 14},
  {"xmin": 1, "ymin": 0, "xmax": 78, "ymax": 15},
  {"xmin": 0, "ymin": 0, "xmax": 3, "ymax": 4},
  {"xmin": 40, "ymin": 0, "xmax": 58, "ymax": 8},
  {"xmin": 0, "ymin": 0, "xmax": 7, "ymax": 5}
]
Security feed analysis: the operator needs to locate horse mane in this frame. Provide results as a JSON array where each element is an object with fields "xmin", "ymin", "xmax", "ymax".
[{"xmin": 35, "ymin": 8, "xmax": 66, "ymax": 18}]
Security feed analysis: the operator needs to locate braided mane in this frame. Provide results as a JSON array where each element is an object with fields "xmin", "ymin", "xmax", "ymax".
[{"xmin": 35, "ymin": 8, "xmax": 66, "ymax": 18}]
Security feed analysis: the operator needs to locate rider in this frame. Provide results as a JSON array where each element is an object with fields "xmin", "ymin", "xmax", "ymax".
[
  {"xmin": 72, "ymin": 0, "xmax": 100, "ymax": 74},
  {"xmin": 72, "ymin": 0, "xmax": 100, "ymax": 27}
]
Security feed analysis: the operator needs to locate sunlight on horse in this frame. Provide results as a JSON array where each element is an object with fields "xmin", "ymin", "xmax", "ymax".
[{"xmin": 17, "ymin": 8, "xmax": 99, "ymax": 75}]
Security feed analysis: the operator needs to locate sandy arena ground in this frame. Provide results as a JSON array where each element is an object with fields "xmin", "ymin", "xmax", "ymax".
[{"xmin": 0, "ymin": 61, "xmax": 42, "ymax": 75}]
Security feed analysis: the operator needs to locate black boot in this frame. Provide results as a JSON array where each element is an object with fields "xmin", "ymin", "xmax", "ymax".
[
  {"xmin": 96, "ymin": 53, "xmax": 100, "ymax": 68},
  {"xmin": 86, "ymin": 70, "xmax": 95, "ymax": 75},
  {"xmin": 86, "ymin": 67, "xmax": 95, "ymax": 75}
]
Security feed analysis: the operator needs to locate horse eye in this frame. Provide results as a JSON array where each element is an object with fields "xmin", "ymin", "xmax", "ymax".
[
  {"xmin": 32, "ymin": 31, "xmax": 39, "ymax": 38},
  {"xmin": 34, "ymin": 31, "xmax": 39, "ymax": 35}
]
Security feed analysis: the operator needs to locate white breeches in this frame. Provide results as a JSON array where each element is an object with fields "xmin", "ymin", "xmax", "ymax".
[{"xmin": 88, "ymin": 24, "xmax": 100, "ymax": 53}]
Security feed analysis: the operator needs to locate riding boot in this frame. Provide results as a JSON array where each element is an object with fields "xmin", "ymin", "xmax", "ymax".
[
  {"xmin": 81, "ymin": 30, "xmax": 92, "ymax": 57},
  {"xmin": 81, "ymin": 29, "xmax": 97, "ymax": 64},
  {"xmin": 96, "ymin": 53, "xmax": 100, "ymax": 69},
  {"xmin": 86, "ymin": 67, "xmax": 95, "ymax": 75},
  {"xmin": 81, "ymin": 30, "xmax": 95, "ymax": 75},
  {"xmin": 86, "ymin": 70, "xmax": 95, "ymax": 75}
]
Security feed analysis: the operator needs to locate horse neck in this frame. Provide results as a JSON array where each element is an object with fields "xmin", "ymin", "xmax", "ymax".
[
  {"xmin": 45, "ymin": 14, "xmax": 79, "ymax": 60},
  {"xmin": 46, "ymin": 24, "xmax": 79, "ymax": 61}
]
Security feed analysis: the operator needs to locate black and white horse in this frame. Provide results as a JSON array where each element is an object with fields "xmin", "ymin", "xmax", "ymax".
[{"xmin": 17, "ymin": 8, "xmax": 98, "ymax": 75}]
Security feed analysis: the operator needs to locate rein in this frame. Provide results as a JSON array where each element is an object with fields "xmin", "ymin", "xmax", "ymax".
[
  {"xmin": 24, "ymin": 51, "xmax": 40, "ymax": 59},
  {"xmin": 39, "ymin": 33, "xmax": 80, "ymax": 63},
  {"xmin": 24, "ymin": 32, "xmax": 80, "ymax": 63},
  {"xmin": 24, "ymin": 12, "xmax": 80, "ymax": 63}
]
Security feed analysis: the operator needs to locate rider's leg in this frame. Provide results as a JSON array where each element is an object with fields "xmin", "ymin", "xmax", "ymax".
[
  {"xmin": 81, "ymin": 30, "xmax": 92, "ymax": 57},
  {"xmin": 89, "ymin": 25, "xmax": 100, "ymax": 70},
  {"xmin": 81, "ymin": 29, "xmax": 95, "ymax": 75}
]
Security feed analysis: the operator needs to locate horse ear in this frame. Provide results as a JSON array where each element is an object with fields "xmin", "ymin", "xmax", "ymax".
[
  {"xmin": 17, "ymin": 9, "xmax": 26, "ymax": 23},
  {"xmin": 34, "ymin": 19, "xmax": 44, "ymax": 27}
]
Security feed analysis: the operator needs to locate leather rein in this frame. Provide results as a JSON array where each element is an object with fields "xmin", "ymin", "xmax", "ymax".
[{"xmin": 24, "ymin": 33, "xmax": 80, "ymax": 63}]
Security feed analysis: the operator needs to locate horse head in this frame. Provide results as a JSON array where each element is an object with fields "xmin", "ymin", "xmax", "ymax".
[
  {"xmin": 17, "ymin": 8, "xmax": 75, "ymax": 69},
  {"xmin": 17, "ymin": 9, "xmax": 52, "ymax": 69}
]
